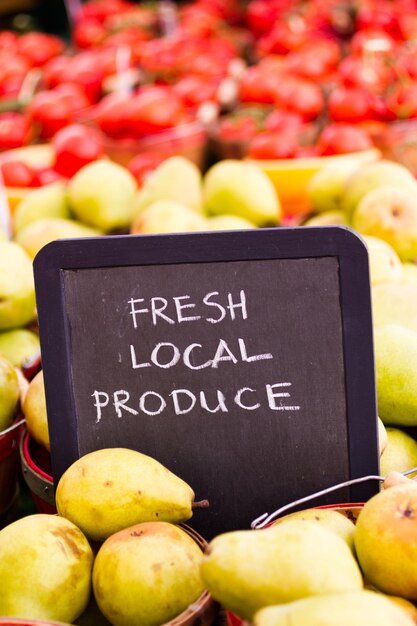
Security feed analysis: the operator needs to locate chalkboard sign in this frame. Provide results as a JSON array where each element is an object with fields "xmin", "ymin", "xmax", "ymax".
[{"xmin": 34, "ymin": 226, "xmax": 379, "ymax": 538}]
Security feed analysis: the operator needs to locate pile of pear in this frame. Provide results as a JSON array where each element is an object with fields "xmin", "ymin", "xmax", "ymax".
[
  {"xmin": 305, "ymin": 158, "xmax": 417, "ymax": 477},
  {"xmin": 3, "ymin": 445, "xmax": 417, "ymax": 626},
  {"xmin": 0, "ymin": 236, "xmax": 41, "ymax": 436},
  {"xmin": 0, "ymin": 447, "xmax": 209, "ymax": 626},
  {"xmin": 4, "ymin": 155, "xmax": 281, "ymax": 262}
]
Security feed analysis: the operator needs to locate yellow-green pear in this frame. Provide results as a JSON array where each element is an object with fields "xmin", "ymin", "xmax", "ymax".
[
  {"xmin": 363, "ymin": 235, "xmax": 403, "ymax": 286},
  {"xmin": 303, "ymin": 210, "xmax": 349, "ymax": 227},
  {"xmin": 15, "ymin": 364, "xmax": 29, "ymax": 405},
  {"xmin": 0, "ymin": 513, "xmax": 93, "ymax": 622},
  {"xmin": 374, "ymin": 324, "xmax": 417, "ymax": 426},
  {"xmin": 352, "ymin": 186, "xmax": 417, "ymax": 262},
  {"xmin": 22, "ymin": 369, "xmax": 49, "ymax": 451},
  {"xmin": 130, "ymin": 199, "xmax": 207, "ymax": 235},
  {"xmin": 93, "ymin": 521, "xmax": 205, "ymax": 626},
  {"xmin": 200, "ymin": 520, "xmax": 363, "ymax": 620},
  {"xmin": 55, "ymin": 447, "xmax": 199, "ymax": 542},
  {"xmin": 0, "ymin": 354, "xmax": 19, "ymax": 432},
  {"xmin": 402, "ymin": 262, "xmax": 417, "ymax": 286},
  {"xmin": 342, "ymin": 160, "xmax": 417, "ymax": 216},
  {"xmin": 68, "ymin": 160, "xmax": 137, "ymax": 232},
  {"xmin": 253, "ymin": 590, "xmax": 416, "ymax": 626},
  {"xmin": 307, "ymin": 162, "xmax": 359, "ymax": 213},
  {"xmin": 75, "ymin": 595, "xmax": 112, "ymax": 626},
  {"xmin": 378, "ymin": 416, "xmax": 388, "ymax": 455},
  {"xmin": 15, "ymin": 217, "xmax": 102, "ymax": 260},
  {"xmin": 271, "ymin": 508, "xmax": 355, "ymax": 552},
  {"xmin": 205, "ymin": 214, "xmax": 257, "ymax": 231},
  {"xmin": 203, "ymin": 159, "xmax": 281, "ymax": 226},
  {"xmin": 12, "ymin": 181, "xmax": 69, "ymax": 234},
  {"xmin": 133, "ymin": 156, "xmax": 204, "ymax": 217},
  {"xmin": 380, "ymin": 427, "xmax": 417, "ymax": 478},
  {"xmin": 354, "ymin": 482, "xmax": 417, "ymax": 599},
  {"xmin": 372, "ymin": 282, "xmax": 417, "ymax": 332},
  {"xmin": 0, "ymin": 328, "xmax": 40, "ymax": 368},
  {"xmin": 0, "ymin": 241, "xmax": 36, "ymax": 329}
]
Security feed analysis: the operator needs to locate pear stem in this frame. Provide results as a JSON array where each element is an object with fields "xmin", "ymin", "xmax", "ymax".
[{"xmin": 192, "ymin": 499, "xmax": 210, "ymax": 509}]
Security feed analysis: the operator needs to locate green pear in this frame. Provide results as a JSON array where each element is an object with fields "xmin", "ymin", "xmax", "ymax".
[
  {"xmin": 380, "ymin": 427, "xmax": 417, "ymax": 478},
  {"xmin": 253, "ymin": 590, "xmax": 415, "ymax": 626},
  {"xmin": 354, "ymin": 482, "xmax": 417, "ymax": 599},
  {"xmin": 133, "ymin": 156, "xmax": 204, "ymax": 217},
  {"xmin": 203, "ymin": 159, "xmax": 281, "ymax": 226},
  {"xmin": 372, "ymin": 282, "xmax": 417, "ymax": 332},
  {"xmin": 93, "ymin": 521, "xmax": 205, "ymax": 626},
  {"xmin": 55, "ymin": 447, "xmax": 199, "ymax": 542},
  {"xmin": 307, "ymin": 162, "xmax": 359, "ymax": 214},
  {"xmin": 362, "ymin": 235, "xmax": 403, "ymax": 286},
  {"xmin": 378, "ymin": 416, "xmax": 388, "ymax": 455},
  {"xmin": 0, "ymin": 241, "xmax": 36, "ymax": 329},
  {"xmin": 402, "ymin": 262, "xmax": 417, "ymax": 286},
  {"xmin": 352, "ymin": 186, "xmax": 417, "ymax": 262},
  {"xmin": 130, "ymin": 199, "xmax": 207, "ymax": 235},
  {"xmin": 205, "ymin": 214, "xmax": 257, "ymax": 231},
  {"xmin": 68, "ymin": 160, "xmax": 137, "ymax": 232},
  {"xmin": 0, "ymin": 513, "xmax": 93, "ymax": 622},
  {"xmin": 200, "ymin": 520, "xmax": 363, "ymax": 620},
  {"xmin": 22, "ymin": 369, "xmax": 49, "ymax": 451},
  {"xmin": 15, "ymin": 217, "xmax": 102, "ymax": 260},
  {"xmin": 0, "ymin": 328, "xmax": 40, "ymax": 367},
  {"xmin": 13, "ymin": 181, "xmax": 70, "ymax": 234},
  {"xmin": 0, "ymin": 354, "xmax": 19, "ymax": 432},
  {"xmin": 271, "ymin": 508, "xmax": 355, "ymax": 552},
  {"xmin": 303, "ymin": 210, "xmax": 350, "ymax": 227},
  {"xmin": 342, "ymin": 160, "xmax": 417, "ymax": 216},
  {"xmin": 374, "ymin": 324, "xmax": 417, "ymax": 426}
]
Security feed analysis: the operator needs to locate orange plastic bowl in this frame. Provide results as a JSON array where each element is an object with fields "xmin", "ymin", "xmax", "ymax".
[{"xmin": 247, "ymin": 148, "xmax": 381, "ymax": 218}]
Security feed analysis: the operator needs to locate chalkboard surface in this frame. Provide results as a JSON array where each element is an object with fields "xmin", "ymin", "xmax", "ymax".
[{"xmin": 34, "ymin": 226, "xmax": 379, "ymax": 537}]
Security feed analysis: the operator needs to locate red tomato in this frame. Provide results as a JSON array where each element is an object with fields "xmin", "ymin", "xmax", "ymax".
[
  {"xmin": 239, "ymin": 65, "xmax": 283, "ymax": 104},
  {"xmin": 0, "ymin": 112, "xmax": 31, "ymax": 150},
  {"xmin": 328, "ymin": 86, "xmax": 374, "ymax": 122},
  {"xmin": 127, "ymin": 152, "xmax": 165, "ymax": 186},
  {"xmin": 1, "ymin": 160, "xmax": 39, "ymax": 187},
  {"xmin": 52, "ymin": 123, "xmax": 105, "ymax": 178},
  {"xmin": 72, "ymin": 18, "xmax": 108, "ymax": 49},
  {"xmin": 0, "ymin": 31, "xmax": 18, "ymax": 53},
  {"xmin": 42, "ymin": 56, "xmax": 72, "ymax": 89},
  {"xmin": 53, "ymin": 52, "xmax": 105, "ymax": 104},
  {"xmin": 386, "ymin": 82, "xmax": 417, "ymax": 119},
  {"xmin": 273, "ymin": 77, "xmax": 324, "ymax": 121},
  {"xmin": 356, "ymin": 4, "xmax": 400, "ymax": 38},
  {"xmin": 317, "ymin": 123, "xmax": 373, "ymax": 155},
  {"xmin": 91, "ymin": 91, "xmax": 131, "ymax": 138},
  {"xmin": 338, "ymin": 54, "xmax": 393, "ymax": 93},
  {"xmin": 265, "ymin": 109, "xmax": 304, "ymax": 132},
  {"xmin": 217, "ymin": 115, "xmax": 259, "ymax": 142},
  {"xmin": 173, "ymin": 75, "xmax": 220, "ymax": 107},
  {"xmin": 245, "ymin": 0, "xmax": 280, "ymax": 36},
  {"xmin": 27, "ymin": 86, "xmax": 89, "ymax": 139},
  {"xmin": 256, "ymin": 16, "xmax": 309, "ymax": 56},
  {"xmin": 124, "ymin": 87, "xmax": 189, "ymax": 138},
  {"xmin": 247, "ymin": 130, "xmax": 298, "ymax": 159},
  {"xmin": 18, "ymin": 32, "xmax": 65, "ymax": 67}
]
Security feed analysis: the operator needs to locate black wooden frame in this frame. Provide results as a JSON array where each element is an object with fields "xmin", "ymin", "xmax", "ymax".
[{"xmin": 34, "ymin": 225, "xmax": 379, "ymax": 507}]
